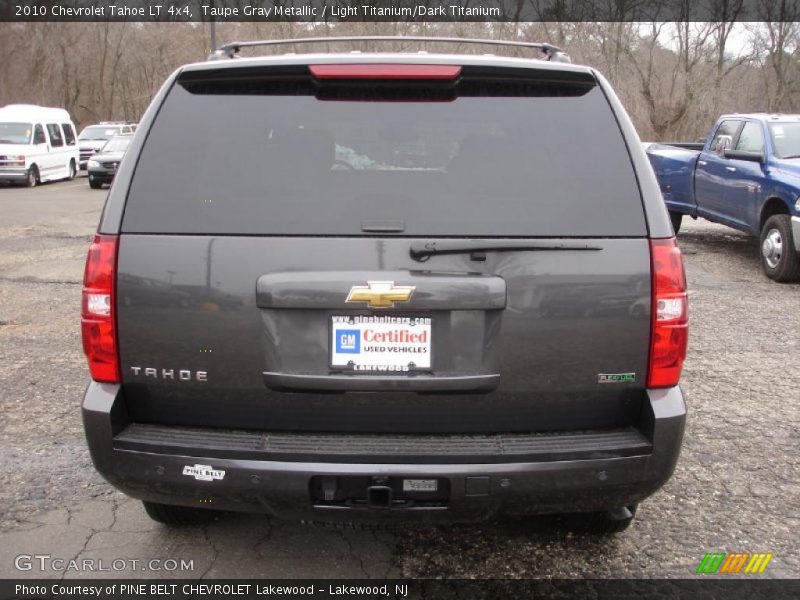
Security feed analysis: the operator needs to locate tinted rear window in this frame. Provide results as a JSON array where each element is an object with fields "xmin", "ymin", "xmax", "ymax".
[{"xmin": 122, "ymin": 67, "xmax": 645, "ymax": 236}]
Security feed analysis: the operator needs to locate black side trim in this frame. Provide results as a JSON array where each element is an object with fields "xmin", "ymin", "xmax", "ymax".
[{"xmin": 114, "ymin": 424, "xmax": 652, "ymax": 464}]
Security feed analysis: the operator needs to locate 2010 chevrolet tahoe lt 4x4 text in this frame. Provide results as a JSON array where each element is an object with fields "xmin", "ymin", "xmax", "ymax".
[{"xmin": 81, "ymin": 37, "xmax": 688, "ymax": 533}]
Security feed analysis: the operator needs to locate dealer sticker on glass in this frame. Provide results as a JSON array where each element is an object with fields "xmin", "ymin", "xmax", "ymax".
[{"xmin": 331, "ymin": 316, "xmax": 432, "ymax": 372}]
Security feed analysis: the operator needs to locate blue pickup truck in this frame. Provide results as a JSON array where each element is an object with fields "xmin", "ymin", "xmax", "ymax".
[{"xmin": 647, "ymin": 114, "xmax": 800, "ymax": 282}]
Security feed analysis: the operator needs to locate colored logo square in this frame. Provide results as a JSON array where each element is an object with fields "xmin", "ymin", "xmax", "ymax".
[{"xmin": 336, "ymin": 330, "xmax": 360, "ymax": 354}]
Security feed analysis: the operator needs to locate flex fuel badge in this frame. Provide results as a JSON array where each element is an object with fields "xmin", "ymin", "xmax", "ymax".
[
  {"xmin": 182, "ymin": 464, "xmax": 225, "ymax": 482},
  {"xmin": 598, "ymin": 373, "xmax": 636, "ymax": 384}
]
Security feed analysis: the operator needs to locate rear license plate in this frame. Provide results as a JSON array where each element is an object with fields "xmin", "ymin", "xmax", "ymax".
[{"xmin": 331, "ymin": 316, "xmax": 432, "ymax": 372}]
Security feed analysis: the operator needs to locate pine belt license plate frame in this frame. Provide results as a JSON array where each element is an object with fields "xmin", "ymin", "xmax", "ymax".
[{"xmin": 329, "ymin": 315, "xmax": 433, "ymax": 373}]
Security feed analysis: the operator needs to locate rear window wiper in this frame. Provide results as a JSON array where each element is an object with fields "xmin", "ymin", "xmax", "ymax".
[{"xmin": 410, "ymin": 240, "xmax": 603, "ymax": 262}]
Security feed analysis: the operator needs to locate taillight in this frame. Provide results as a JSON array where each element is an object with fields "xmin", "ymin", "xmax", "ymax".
[
  {"xmin": 648, "ymin": 238, "xmax": 688, "ymax": 388},
  {"xmin": 81, "ymin": 234, "xmax": 119, "ymax": 383}
]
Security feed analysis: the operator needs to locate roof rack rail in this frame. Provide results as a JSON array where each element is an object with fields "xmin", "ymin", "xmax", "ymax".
[{"xmin": 207, "ymin": 36, "xmax": 571, "ymax": 64}]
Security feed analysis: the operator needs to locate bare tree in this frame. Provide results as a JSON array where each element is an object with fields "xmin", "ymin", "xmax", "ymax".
[
  {"xmin": 0, "ymin": 20, "xmax": 777, "ymax": 141},
  {"xmin": 754, "ymin": 1, "xmax": 800, "ymax": 111},
  {"xmin": 707, "ymin": 1, "xmax": 752, "ymax": 116}
]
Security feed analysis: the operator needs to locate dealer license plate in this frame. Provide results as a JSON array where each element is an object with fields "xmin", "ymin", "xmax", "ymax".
[
  {"xmin": 402, "ymin": 479, "xmax": 438, "ymax": 492},
  {"xmin": 331, "ymin": 315, "xmax": 432, "ymax": 372}
]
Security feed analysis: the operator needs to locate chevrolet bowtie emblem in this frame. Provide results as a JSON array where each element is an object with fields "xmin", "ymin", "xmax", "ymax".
[{"xmin": 346, "ymin": 281, "xmax": 416, "ymax": 309}]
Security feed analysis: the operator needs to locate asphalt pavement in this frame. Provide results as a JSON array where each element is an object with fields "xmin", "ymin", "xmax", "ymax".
[{"xmin": 0, "ymin": 178, "xmax": 797, "ymax": 579}]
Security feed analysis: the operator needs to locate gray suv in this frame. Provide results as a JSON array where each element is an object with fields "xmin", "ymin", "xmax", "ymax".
[{"xmin": 80, "ymin": 37, "xmax": 688, "ymax": 532}]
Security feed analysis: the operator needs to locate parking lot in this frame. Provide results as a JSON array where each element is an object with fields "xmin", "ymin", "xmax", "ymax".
[{"xmin": 0, "ymin": 178, "xmax": 797, "ymax": 579}]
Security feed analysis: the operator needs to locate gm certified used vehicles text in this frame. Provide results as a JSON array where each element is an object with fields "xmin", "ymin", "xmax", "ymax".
[
  {"xmin": 0, "ymin": 104, "xmax": 78, "ymax": 186},
  {"xmin": 647, "ymin": 114, "xmax": 800, "ymax": 282},
  {"xmin": 81, "ymin": 37, "xmax": 688, "ymax": 533}
]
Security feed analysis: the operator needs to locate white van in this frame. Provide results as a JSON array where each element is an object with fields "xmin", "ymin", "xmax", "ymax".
[{"xmin": 0, "ymin": 104, "xmax": 80, "ymax": 186}]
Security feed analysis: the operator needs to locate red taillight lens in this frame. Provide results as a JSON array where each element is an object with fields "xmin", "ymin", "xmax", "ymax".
[
  {"xmin": 309, "ymin": 64, "xmax": 462, "ymax": 80},
  {"xmin": 81, "ymin": 234, "xmax": 119, "ymax": 383},
  {"xmin": 648, "ymin": 238, "xmax": 688, "ymax": 388}
]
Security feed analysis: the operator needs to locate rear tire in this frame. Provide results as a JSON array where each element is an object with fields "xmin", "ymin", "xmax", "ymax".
[
  {"xmin": 25, "ymin": 165, "xmax": 38, "ymax": 187},
  {"xmin": 67, "ymin": 160, "xmax": 76, "ymax": 181},
  {"xmin": 760, "ymin": 214, "xmax": 800, "ymax": 283},
  {"xmin": 142, "ymin": 501, "xmax": 218, "ymax": 526},
  {"xmin": 89, "ymin": 179, "xmax": 102, "ymax": 190},
  {"xmin": 669, "ymin": 211, "xmax": 683, "ymax": 234}
]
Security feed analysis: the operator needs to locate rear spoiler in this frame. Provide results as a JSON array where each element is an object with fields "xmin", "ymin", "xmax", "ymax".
[{"xmin": 207, "ymin": 36, "xmax": 572, "ymax": 64}]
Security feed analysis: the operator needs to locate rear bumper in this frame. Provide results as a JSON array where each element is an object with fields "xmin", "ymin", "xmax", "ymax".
[
  {"xmin": 0, "ymin": 168, "xmax": 28, "ymax": 181},
  {"xmin": 791, "ymin": 216, "xmax": 800, "ymax": 252},
  {"xmin": 82, "ymin": 382, "xmax": 686, "ymax": 523}
]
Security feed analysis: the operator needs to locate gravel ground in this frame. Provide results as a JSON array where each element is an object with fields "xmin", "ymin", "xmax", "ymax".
[{"xmin": 0, "ymin": 180, "xmax": 797, "ymax": 579}]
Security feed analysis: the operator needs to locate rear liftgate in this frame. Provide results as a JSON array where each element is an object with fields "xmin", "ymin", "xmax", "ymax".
[{"xmin": 115, "ymin": 60, "xmax": 660, "ymax": 515}]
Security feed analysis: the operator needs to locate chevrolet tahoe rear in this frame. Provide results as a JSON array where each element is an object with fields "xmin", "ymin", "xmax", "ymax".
[{"xmin": 81, "ymin": 38, "xmax": 687, "ymax": 533}]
